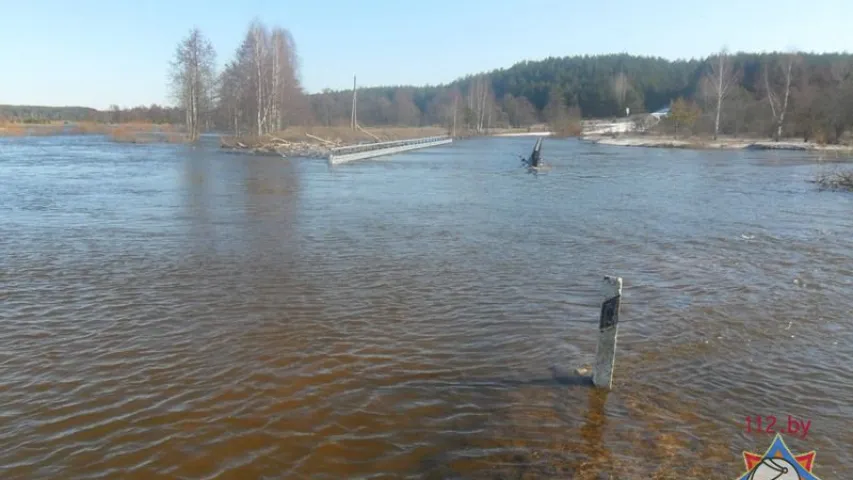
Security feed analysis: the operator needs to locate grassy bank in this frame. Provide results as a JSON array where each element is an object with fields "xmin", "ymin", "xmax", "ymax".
[
  {"xmin": 1, "ymin": 122, "xmax": 447, "ymax": 151},
  {"xmin": 269, "ymin": 125, "xmax": 445, "ymax": 143},
  {"xmin": 220, "ymin": 125, "xmax": 450, "ymax": 157},
  {"xmin": 0, "ymin": 121, "xmax": 186, "ymax": 142},
  {"xmin": 108, "ymin": 125, "xmax": 187, "ymax": 144}
]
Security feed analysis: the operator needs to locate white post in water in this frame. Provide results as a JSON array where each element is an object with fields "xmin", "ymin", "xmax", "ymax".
[{"xmin": 593, "ymin": 276, "xmax": 622, "ymax": 389}]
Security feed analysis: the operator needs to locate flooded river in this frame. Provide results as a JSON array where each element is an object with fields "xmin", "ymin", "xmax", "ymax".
[{"xmin": 2, "ymin": 135, "xmax": 852, "ymax": 479}]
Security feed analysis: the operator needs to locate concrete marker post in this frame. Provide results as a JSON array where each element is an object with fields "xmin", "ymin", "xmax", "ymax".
[{"xmin": 593, "ymin": 276, "xmax": 622, "ymax": 389}]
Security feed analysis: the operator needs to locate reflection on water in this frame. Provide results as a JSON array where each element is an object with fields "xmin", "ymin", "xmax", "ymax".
[{"xmin": 1, "ymin": 135, "xmax": 853, "ymax": 479}]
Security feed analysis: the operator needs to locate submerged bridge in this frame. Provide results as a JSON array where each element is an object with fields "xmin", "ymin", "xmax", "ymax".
[{"xmin": 327, "ymin": 135, "xmax": 453, "ymax": 165}]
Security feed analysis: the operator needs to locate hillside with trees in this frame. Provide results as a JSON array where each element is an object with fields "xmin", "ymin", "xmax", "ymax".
[
  {"xmin": 302, "ymin": 52, "xmax": 853, "ymax": 143},
  {"xmin": 4, "ymin": 21, "xmax": 853, "ymax": 145}
]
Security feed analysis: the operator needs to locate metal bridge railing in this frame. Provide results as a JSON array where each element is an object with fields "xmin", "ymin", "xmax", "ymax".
[{"xmin": 329, "ymin": 136, "xmax": 450, "ymax": 155}]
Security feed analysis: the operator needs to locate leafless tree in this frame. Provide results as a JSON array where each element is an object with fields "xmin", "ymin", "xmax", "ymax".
[
  {"xmin": 393, "ymin": 89, "xmax": 421, "ymax": 126},
  {"xmin": 764, "ymin": 52, "xmax": 798, "ymax": 141},
  {"xmin": 705, "ymin": 48, "xmax": 737, "ymax": 139},
  {"xmin": 170, "ymin": 28, "xmax": 216, "ymax": 141},
  {"xmin": 351, "ymin": 75, "xmax": 357, "ymax": 129},
  {"xmin": 218, "ymin": 61, "xmax": 245, "ymax": 135},
  {"xmin": 611, "ymin": 71, "xmax": 630, "ymax": 110},
  {"xmin": 268, "ymin": 27, "xmax": 297, "ymax": 131},
  {"xmin": 217, "ymin": 20, "xmax": 304, "ymax": 137},
  {"xmin": 463, "ymin": 75, "xmax": 495, "ymax": 133},
  {"xmin": 502, "ymin": 94, "xmax": 538, "ymax": 127},
  {"xmin": 452, "ymin": 94, "xmax": 457, "ymax": 136},
  {"xmin": 109, "ymin": 104, "xmax": 121, "ymax": 124}
]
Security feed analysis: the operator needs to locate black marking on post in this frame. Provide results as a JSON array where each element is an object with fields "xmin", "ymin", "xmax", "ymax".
[{"xmin": 599, "ymin": 295, "xmax": 620, "ymax": 331}]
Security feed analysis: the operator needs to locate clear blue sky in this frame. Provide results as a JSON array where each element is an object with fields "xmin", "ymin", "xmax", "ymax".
[{"xmin": 1, "ymin": 0, "xmax": 851, "ymax": 110}]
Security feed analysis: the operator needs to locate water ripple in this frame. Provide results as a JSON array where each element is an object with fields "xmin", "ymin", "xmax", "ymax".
[{"xmin": 1, "ymin": 136, "xmax": 852, "ymax": 478}]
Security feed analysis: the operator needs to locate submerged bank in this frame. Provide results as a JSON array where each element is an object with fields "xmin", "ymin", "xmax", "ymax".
[
  {"xmin": 220, "ymin": 126, "xmax": 449, "ymax": 158},
  {"xmin": 581, "ymin": 134, "xmax": 853, "ymax": 152},
  {"xmin": 220, "ymin": 136, "xmax": 329, "ymax": 158}
]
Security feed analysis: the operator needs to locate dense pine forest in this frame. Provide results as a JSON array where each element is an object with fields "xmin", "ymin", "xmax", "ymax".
[
  {"xmin": 307, "ymin": 52, "xmax": 853, "ymax": 142},
  {"xmin": 4, "ymin": 19, "xmax": 853, "ymax": 143}
]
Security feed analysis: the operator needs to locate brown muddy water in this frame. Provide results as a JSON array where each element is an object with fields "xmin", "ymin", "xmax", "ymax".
[{"xmin": 1, "ymin": 135, "xmax": 853, "ymax": 479}]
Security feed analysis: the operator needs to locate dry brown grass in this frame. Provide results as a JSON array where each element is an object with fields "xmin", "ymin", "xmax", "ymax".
[
  {"xmin": 488, "ymin": 124, "xmax": 551, "ymax": 136},
  {"xmin": 221, "ymin": 125, "xmax": 449, "ymax": 151},
  {"xmin": 549, "ymin": 117, "xmax": 583, "ymax": 138},
  {"xmin": 163, "ymin": 132, "xmax": 189, "ymax": 143},
  {"xmin": 109, "ymin": 126, "xmax": 156, "ymax": 143},
  {"xmin": 0, "ymin": 121, "xmax": 65, "ymax": 136},
  {"xmin": 0, "ymin": 125, "xmax": 27, "ymax": 137},
  {"xmin": 268, "ymin": 125, "xmax": 447, "ymax": 144},
  {"xmin": 0, "ymin": 120, "xmax": 185, "ymax": 141},
  {"xmin": 109, "ymin": 125, "xmax": 189, "ymax": 144},
  {"xmin": 68, "ymin": 122, "xmax": 113, "ymax": 135}
]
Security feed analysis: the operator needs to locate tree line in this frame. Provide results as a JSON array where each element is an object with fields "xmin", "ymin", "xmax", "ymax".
[
  {"xmin": 0, "ymin": 104, "xmax": 182, "ymax": 124},
  {"xmin": 123, "ymin": 41, "xmax": 853, "ymax": 144},
  {"xmin": 306, "ymin": 51, "xmax": 853, "ymax": 142},
  {"xmin": 170, "ymin": 21, "xmax": 308, "ymax": 140},
  {"xmin": 652, "ymin": 51, "xmax": 853, "ymax": 143},
  {"xmin": 6, "ymin": 24, "xmax": 853, "ymax": 144}
]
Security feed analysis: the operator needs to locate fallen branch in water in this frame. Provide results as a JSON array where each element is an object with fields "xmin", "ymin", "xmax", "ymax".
[
  {"xmin": 219, "ymin": 126, "xmax": 449, "ymax": 158},
  {"xmin": 356, "ymin": 124, "xmax": 382, "ymax": 142},
  {"xmin": 815, "ymin": 170, "xmax": 853, "ymax": 191},
  {"xmin": 220, "ymin": 134, "xmax": 331, "ymax": 158},
  {"xmin": 305, "ymin": 133, "xmax": 336, "ymax": 146}
]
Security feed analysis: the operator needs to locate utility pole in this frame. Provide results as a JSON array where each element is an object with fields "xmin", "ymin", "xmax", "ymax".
[{"xmin": 351, "ymin": 75, "xmax": 357, "ymax": 130}]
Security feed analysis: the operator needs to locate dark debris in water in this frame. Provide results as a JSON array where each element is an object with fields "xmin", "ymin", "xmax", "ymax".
[{"xmin": 815, "ymin": 170, "xmax": 853, "ymax": 191}]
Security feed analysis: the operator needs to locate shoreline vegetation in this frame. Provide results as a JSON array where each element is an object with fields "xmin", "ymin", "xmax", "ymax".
[
  {"xmin": 0, "ymin": 121, "xmax": 188, "ymax": 143},
  {"xmin": 815, "ymin": 170, "xmax": 853, "ymax": 190},
  {"xmin": 6, "ymin": 31, "xmax": 853, "ymax": 190},
  {"xmin": 5, "ymin": 117, "xmax": 852, "ymax": 156},
  {"xmin": 219, "ymin": 126, "xmax": 450, "ymax": 157},
  {"xmin": 5, "ymin": 118, "xmax": 852, "ymax": 157},
  {"xmin": 580, "ymin": 133, "xmax": 853, "ymax": 152}
]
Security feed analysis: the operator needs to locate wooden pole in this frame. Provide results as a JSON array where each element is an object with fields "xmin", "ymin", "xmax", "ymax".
[
  {"xmin": 452, "ymin": 96, "xmax": 457, "ymax": 138},
  {"xmin": 593, "ymin": 276, "xmax": 622, "ymax": 389},
  {"xmin": 351, "ymin": 75, "xmax": 357, "ymax": 130}
]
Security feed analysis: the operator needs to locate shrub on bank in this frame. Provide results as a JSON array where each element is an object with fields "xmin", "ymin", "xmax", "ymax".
[
  {"xmin": 816, "ymin": 170, "xmax": 853, "ymax": 191},
  {"xmin": 548, "ymin": 106, "xmax": 583, "ymax": 138}
]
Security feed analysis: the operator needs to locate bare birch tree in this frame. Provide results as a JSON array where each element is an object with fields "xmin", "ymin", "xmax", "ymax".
[
  {"xmin": 705, "ymin": 48, "xmax": 737, "ymax": 139},
  {"xmin": 249, "ymin": 22, "xmax": 267, "ymax": 136},
  {"xmin": 611, "ymin": 71, "xmax": 630, "ymax": 110},
  {"xmin": 351, "ymin": 75, "xmax": 357, "ymax": 129},
  {"xmin": 764, "ymin": 52, "xmax": 798, "ymax": 141},
  {"xmin": 463, "ymin": 75, "xmax": 494, "ymax": 133},
  {"xmin": 269, "ymin": 27, "xmax": 298, "ymax": 130},
  {"xmin": 452, "ymin": 94, "xmax": 457, "ymax": 136},
  {"xmin": 217, "ymin": 20, "xmax": 304, "ymax": 137},
  {"xmin": 218, "ymin": 61, "xmax": 244, "ymax": 135},
  {"xmin": 170, "ymin": 28, "xmax": 216, "ymax": 141},
  {"xmin": 465, "ymin": 77, "xmax": 479, "ymax": 131}
]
